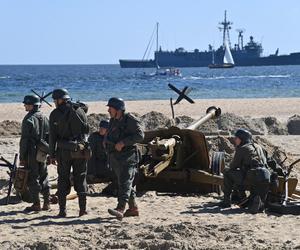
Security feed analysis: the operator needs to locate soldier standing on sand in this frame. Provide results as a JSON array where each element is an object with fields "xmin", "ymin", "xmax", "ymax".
[
  {"xmin": 20, "ymin": 94, "xmax": 50, "ymax": 212},
  {"xmin": 106, "ymin": 97, "xmax": 144, "ymax": 220},
  {"xmin": 219, "ymin": 128, "xmax": 271, "ymax": 213},
  {"xmin": 49, "ymin": 88, "xmax": 89, "ymax": 217}
]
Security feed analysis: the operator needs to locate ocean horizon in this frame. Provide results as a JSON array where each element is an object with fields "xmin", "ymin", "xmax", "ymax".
[{"xmin": 0, "ymin": 64, "xmax": 300, "ymax": 103}]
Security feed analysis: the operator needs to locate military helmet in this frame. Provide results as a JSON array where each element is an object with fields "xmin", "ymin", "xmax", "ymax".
[
  {"xmin": 234, "ymin": 128, "xmax": 252, "ymax": 143},
  {"xmin": 52, "ymin": 88, "xmax": 70, "ymax": 100},
  {"xmin": 23, "ymin": 94, "xmax": 40, "ymax": 106},
  {"xmin": 106, "ymin": 97, "xmax": 125, "ymax": 111},
  {"xmin": 99, "ymin": 119, "xmax": 109, "ymax": 129}
]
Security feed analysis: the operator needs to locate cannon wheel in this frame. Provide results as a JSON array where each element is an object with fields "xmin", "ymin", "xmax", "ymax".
[{"xmin": 210, "ymin": 151, "xmax": 225, "ymax": 194}]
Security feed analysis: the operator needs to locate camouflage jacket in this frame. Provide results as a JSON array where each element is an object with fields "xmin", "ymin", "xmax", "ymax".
[
  {"xmin": 19, "ymin": 109, "xmax": 49, "ymax": 161},
  {"xmin": 107, "ymin": 113, "xmax": 144, "ymax": 153},
  {"xmin": 49, "ymin": 103, "xmax": 89, "ymax": 158},
  {"xmin": 229, "ymin": 142, "xmax": 267, "ymax": 172}
]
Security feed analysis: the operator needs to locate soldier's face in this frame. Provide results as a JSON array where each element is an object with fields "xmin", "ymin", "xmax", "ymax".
[
  {"xmin": 99, "ymin": 127, "xmax": 107, "ymax": 136},
  {"xmin": 108, "ymin": 106, "xmax": 117, "ymax": 118},
  {"xmin": 234, "ymin": 137, "xmax": 242, "ymax": 146},
  {"xmin": 24, "ymin": 104, "xmax": 33, "ymax": 111},
  {"xmin": 54, "ymin": 99, "xmax": 64, "ymax": 107}
]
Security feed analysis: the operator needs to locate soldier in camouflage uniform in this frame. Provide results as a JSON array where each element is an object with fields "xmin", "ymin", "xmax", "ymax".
[
  {"xmin": 20, "ymin": 94, "xmax": 50, "ymax": 212},
  {"xmin": 49, "ymin": 89, "xmax": 89, "ymax": 217},
  {"xmin": 106, "ymin": 97, "xmax": 144, "ymax": 220},
  {"xmin": 219, "ymin": 128, "xmax": 270, "ymax": 213}
]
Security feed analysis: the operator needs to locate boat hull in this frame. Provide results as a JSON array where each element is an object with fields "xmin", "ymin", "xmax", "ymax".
[
  {"xmin": 119, "ymin": 59, "xmax": 156, "ymax": 68},
  {"xmin": 119, "ymin": 52, "xmax": 300, "ymax": 68},
  {"xmin": 208, "ymin": 63, "xmax": 234, "ymax": 69}
]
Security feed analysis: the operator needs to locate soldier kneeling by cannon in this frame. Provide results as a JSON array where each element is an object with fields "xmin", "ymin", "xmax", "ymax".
[{"xmin": 219, "ymin": 129, "xmax": 271, "ymax": 213}]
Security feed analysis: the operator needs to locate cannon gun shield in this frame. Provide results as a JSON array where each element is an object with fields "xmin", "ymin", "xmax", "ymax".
[{"xmin": 136, "ymin": 106, "xmax": 224, "ymax": 193}]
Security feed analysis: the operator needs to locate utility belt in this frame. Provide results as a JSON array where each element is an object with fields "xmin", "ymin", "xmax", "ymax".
[{"xmin": 57, "ymin": 139, "xmax": 92, "ymax": 160}]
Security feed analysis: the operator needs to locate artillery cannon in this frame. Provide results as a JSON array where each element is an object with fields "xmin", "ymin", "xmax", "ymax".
[
  {"xmin": 136, "ymin": 106, "xmax": 299, "ymax": 201},
  {"xmin": 137, "ymin": 106, "xmax": 224, "ymax": 193}
]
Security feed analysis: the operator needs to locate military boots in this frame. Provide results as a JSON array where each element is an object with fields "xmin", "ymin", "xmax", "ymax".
[
  {"xmin": 124, "ymin": 198, "xmax": 139, "ymax": 217},
  {"xmin": 78, "ymin": 195, "xmax": 87, "ymax": 217},
  {"xmin": 248, "ymin": 195, "xmax": 264, "ymax": 214},
  {"xmin": 218, "ymin": 193, "xmax": 231, "ymax": 208},
  {"xmin": 108, "ymin": 204, "xmax": 125, "ymax": 220},
  {"xmin": 25, "ymin": 201, "xmax": 41, "ymax": 212},
  {"xmin": 57, "ymin": 197, "xmax": 67, "ymax": 217},
  {"xmin": 42, "ymin": 192, "xmax": 51, "ymax": 211}
]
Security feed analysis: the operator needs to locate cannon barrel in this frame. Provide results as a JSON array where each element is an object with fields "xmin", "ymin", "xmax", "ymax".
[{"xmin": 187, "ymin": 106, "xmax": 221, "ymax": 130}]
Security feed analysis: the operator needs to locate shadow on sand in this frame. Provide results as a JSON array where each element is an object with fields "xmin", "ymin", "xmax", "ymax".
[
  {"xmin": 0, "ymin": 209, "xmax": 117, "ymax": 228},
  {"xmin": 181, "ymin": 201, "xmax": 246, "ymax": 215}
]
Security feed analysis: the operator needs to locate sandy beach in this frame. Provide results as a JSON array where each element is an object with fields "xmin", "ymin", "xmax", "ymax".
[
  {"xmin": 1, "ymin": 97, "xmax": 300, "ymax": 122},
  {"xmin": 1, "ymin": 98, "xmax": 300, "ymax": 249}
]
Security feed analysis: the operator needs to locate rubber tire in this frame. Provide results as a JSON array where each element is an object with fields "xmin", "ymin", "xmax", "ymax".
[{"xmin": 210, "ymin": 151, "xmax": 225, "ymax": 194}]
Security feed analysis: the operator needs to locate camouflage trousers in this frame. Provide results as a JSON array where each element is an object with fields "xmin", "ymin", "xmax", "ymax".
[
  {"xmin": 56, "ymin": 149, "xmax": 88, "ymax": 199},
  {"xmin": 26, "ymin": 152, "xmax": 50, "ymax": 203},
  {"xmin": 245, "ymin": 167, "xmax": 271, "ymax": 202},
  {"xmin": 109, "ymin": 151, "xmax": 137, "ymax": 208},
  {"xmin": 223, "ymin": 168, "xmax": 245, "ymax": 203}
]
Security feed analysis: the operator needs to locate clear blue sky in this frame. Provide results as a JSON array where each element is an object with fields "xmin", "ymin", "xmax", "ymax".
[{"xmin": 0, "ymin": 0, "xmax": 299, "ymax": 64}]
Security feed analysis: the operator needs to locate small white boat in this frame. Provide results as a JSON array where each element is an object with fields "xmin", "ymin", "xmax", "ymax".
[{"xmin": 154, "ymin": 67, "xmax": 182, "ymax": 77}]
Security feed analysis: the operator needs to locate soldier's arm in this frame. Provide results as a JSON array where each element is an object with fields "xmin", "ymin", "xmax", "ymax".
[
  {"xmin": 121, "ymin": 117, "xmax": 144, "ymax": 146},
  {"xmin": 19, "ymin": 119, "xmax": 33, "ymax": 161},
  {"xmin": 77, "ymin": 108, "xmax": 89, "ymax": 134},
  {"xmin": 49, "ymin": 112, "xmax": 57, "ymax": 158},
  {"xmin": 228, "ymin": 147, "xmax": 244, "ymax": 170},
  {"xmin": 43, "ymin": 116, "xmax": 50, "ymax": 142}
]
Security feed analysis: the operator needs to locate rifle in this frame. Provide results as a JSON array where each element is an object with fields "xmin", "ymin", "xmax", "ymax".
[
  {"xmin": 31, "ymin": 89, "xmax": 53, "ymax": 107},
  {"xmin": 0, "ymin": 154, "xmax": 18, "ymax": 204}
]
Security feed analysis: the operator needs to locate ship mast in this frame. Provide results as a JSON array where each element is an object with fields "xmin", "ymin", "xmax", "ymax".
[
  {"xmin": 219, "ymin": 10, "xmax": 232, "ymax": 48},
  {"xmin": 156, "ymin": 22, "xmax": 159, "ymax": 52},
  {"xmin": 236, "ymin": 29, "xmax": 245, "ymax": 50}
]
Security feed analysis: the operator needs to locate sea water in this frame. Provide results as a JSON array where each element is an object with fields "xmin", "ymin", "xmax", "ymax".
[{"xmin": 0, "ymin": 64, "xmax": 300, "ymax": 103}]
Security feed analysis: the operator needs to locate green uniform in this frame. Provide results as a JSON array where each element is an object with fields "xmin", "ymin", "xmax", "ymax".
[
  {"xmin": 107, "ymin": 113, "xmax": 144, "ymax": 208},
  {"xmin": 87, "ymin": 132, "xmax": 111, "ymax": 178},
  {"xmin": 49, "ymin": 103, "xmax": 89, "ymax": 210},
  {"xmin": 20, "ymin": 109, "xmax": 50, "ymax": 203},
  {"xmin": 223, "ymin": 142, "xmax": 269, "ymax": 203}
]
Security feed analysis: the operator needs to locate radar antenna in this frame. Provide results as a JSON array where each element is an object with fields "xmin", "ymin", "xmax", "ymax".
[
  {"xmin": 236, "ymin": 28, "xmax": 246, "ymax": 50},
  {"xmin": 218, "ymin": 10, "xmax": 233, "ymax": 48}
]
